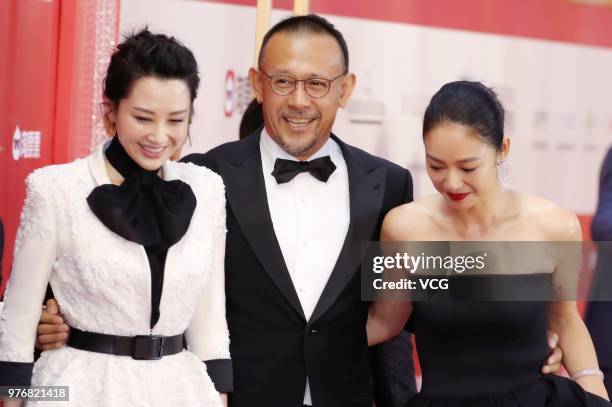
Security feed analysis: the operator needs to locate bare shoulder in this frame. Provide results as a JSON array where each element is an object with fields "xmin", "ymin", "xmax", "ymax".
[
  {"xmin": 382, "ymin": 195, "xmax": 440, "ymax": 241},
  {"xmin": 520, "ymin": 194, "xmax": 581, "ymax": 241}
]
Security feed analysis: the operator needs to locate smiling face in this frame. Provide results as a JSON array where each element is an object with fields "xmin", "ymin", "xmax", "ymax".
[
  {"xmin": 424, "ymin": 121, "xmax": 507, "ymax": 209},
  {"xmin": 250, "ymin": 32, "xmax": 355, "ymax": 160},
  {"xmin": 107, "ymin": 76, "xmax": 191, "ymax": 171}
]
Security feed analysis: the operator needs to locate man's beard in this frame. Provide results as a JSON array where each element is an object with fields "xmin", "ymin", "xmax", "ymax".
[{"xmin": 276, "ymin": 132, "xmax": 319, "ymax": 158}]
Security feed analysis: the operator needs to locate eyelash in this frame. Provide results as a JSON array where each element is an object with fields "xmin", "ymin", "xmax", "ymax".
[
  {"xmin": 135, "ymin": 117, "xmax": 184, "ymax": 124},
  {"xmin": 428, "ymin": 166, "xmax": 477, "ymax": 173}
]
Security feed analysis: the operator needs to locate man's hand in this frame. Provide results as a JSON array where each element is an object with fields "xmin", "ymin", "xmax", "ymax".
[
  {"xmin": 35, "ymin": 299, "xmax": 70, "ymax": 351},
  {"xmin": 542, "ymin": 331, "xmax": 563, "ymax": 374}
]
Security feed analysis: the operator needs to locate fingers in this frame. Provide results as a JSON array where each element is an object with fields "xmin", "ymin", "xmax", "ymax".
[
  {"xmin": 36, "ymin": 299, "xmax": 69, "ymax": 351},
  {"xmin": 45, "ymin": 298, "xmax": 59, "ymax": 315},
  {"xmin": 542, "ymin": 346, "xmax": 563, "ymax": 374},
  {"xmin": 36, "ymin": 330, "xmax": 70, "ymax": 351},
  {"xmin": 547, "ymin": 331, "xmax": 559, "ymax": 349},
  {"xmin": 37, "ymin": 332, "xmax": 69, "ymax": 347},
  {"xmin": 41, "ymin": 299, "xmax": 65, "ymax": 324},
  {"xmin": 37, "ymin": 322, "xmax": 69, "ymax": 335},
  {"xmin": 39, "ymin": 311, "xmax": 66, "ymax": 325}
]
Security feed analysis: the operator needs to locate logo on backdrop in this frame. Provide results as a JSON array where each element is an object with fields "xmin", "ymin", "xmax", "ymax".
[
  {"xmin": 347, "ymin": 72, "xmax": 386, "ymax": 125},
  {"xmin": 224, "ymin": 69, "xmax": 252, "ymax": 118},
  {"xmin": 12, "ymin": 125, "xmax": 41, "ymax": 161}
]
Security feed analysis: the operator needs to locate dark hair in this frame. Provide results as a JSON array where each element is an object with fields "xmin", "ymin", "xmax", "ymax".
[
  {"xmin": 423, "ymin": 81, "xmax": 505, "ymax": 150},
  {"xmin": 104, "ymin": 28, "xmax": 200, "ymax": 109},
  {"xmin": 239, "ymin": 99, "xmax": 264, "ymax": 140},
  {"xmin": 258, "ymin": 14, "xmax": 349, "ymax": 73}
]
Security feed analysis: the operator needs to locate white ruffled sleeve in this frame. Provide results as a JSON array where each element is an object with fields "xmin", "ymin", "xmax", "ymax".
[
  {"xmin": 184, "ymin": 176, "xmax": 231, "ymax": 392},
  {"xmin": 0, "ymin": 170, "xmax": 57, "ymax": 385}
]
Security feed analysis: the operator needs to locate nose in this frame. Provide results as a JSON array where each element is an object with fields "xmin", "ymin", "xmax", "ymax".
[
  {"xmin": 287, "ymin": 81, "xmax": 311, "ymax": 109},
  {"xmin": 444, "ymin": 169, "xmax": 463, "ymax": 191},
  {"xmin": 148, "ymin": 123, "xmax": 170, "ymax": 144}
]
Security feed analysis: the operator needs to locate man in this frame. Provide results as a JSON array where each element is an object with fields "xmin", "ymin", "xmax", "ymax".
[{"xmin": 183, "ymin": 15, "xmax": 416, "ymax": 406}]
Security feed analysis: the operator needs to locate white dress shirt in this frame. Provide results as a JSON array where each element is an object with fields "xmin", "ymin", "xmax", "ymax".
[{"xmin": 260, "ymin": 129, "xmax": 350, "ymax": 405}]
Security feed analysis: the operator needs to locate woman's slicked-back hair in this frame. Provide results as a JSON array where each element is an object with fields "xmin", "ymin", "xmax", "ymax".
[
  {"xmin": 104, "ymin": 28, "xmax": 200, "ymax": 107},
  {"xmin": 423, "ymin": 81, "xmax": 505, "ymax": 150}
]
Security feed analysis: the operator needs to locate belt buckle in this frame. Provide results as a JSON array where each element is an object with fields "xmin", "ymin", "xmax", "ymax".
[{"xmin": 132, "ymin": 335, "xmax": 165, "ymax": 360}]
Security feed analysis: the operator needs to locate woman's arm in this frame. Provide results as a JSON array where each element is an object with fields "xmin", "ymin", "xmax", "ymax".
[
  {"xmin": 184, "ymin": 177, "xmax": 232, "ymax": 395},
  {"xmin": 549, "ymin": 301, "xmax": 608, "ymax": 400},
  {"xmin": 367, "ymin": 300, "xmax": 412, "ymax": 346},
  {"xmin": 367, "ymin": 206, "xmax": 414, "ymax": 346},
  {"xmin": 548, "ymin": 209, "xmax": 609, "ymax": 400},
  {"xmin": 0, "ymin": 170, "xmax": 57, "ymax": 386}
]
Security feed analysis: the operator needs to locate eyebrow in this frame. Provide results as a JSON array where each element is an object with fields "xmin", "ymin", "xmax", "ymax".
[
  {"xmin": 132, "ymin": 107, "xmax": 189, "ymax": 115},
  {"xmin": 269, "ymin": 69, "xmax": 337, "ymax": 79},
  {"xmin": 426, "ymin": 154, "xmax": 483, "ymax": 164}
]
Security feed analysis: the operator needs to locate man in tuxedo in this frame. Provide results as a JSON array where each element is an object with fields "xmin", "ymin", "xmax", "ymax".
[{"xmin": 181, "ymin": 15, "xmax": 415, "ymax": 407}]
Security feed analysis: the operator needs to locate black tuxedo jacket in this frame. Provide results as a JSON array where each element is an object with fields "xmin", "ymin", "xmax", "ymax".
[{"xmin": 182, "ymin": 131, "xmax": 414, "ymax": 407}]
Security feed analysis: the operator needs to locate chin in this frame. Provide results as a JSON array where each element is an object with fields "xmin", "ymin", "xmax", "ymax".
[{"xmin": 136, "ymin": 157, "xmax": 165, "ymax": 171}]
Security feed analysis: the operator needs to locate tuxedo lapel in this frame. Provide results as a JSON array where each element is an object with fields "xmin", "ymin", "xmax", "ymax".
[
  {"xmin": 217, "ymin": 133, "xmax": 306, "ymax": 321},
  {"xmin": 309, "ymin": 137, "xmax": 387, "ymax": 324}
]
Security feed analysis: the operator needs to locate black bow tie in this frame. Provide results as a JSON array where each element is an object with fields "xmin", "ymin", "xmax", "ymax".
[{"xmin": 271, "ymin": 156, "xmax": 337, "ymax": 184}]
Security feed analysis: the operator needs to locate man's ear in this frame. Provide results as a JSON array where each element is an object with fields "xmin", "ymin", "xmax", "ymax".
[
  {"xmin": 338, "ymin": 73, "xmax": 356, "ymax": 109},
  {"xmin": 249, "ymin": 67, "xmax": 264, "ymax": 104}
]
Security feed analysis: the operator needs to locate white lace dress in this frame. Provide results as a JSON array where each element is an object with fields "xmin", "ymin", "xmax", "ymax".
[{"xmin": 0, "ymin": 144, "xmax": 229, "ymax": 406}]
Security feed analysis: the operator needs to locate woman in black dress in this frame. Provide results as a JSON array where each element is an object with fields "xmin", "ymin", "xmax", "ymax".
[{"xmin": 367, "ymin": 81, "xmax": 610, "ymax": 406}]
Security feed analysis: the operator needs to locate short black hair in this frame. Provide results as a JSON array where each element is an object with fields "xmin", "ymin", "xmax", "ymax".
[
  {"xmin": 423, "ymin": 81, "xmax": 505, "ymax": 150},
  {"xmin": 258, "ymin": 14, "xmax": 349, "ymax": 73},
  {"xmin": 104, "ymin": 28, "xmax": 200, "ymax": 108}
]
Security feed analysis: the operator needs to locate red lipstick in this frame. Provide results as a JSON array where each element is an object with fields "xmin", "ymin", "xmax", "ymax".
[{"xmin": 447, "ymin": 192, "xmax": 470, "ymax": 201}]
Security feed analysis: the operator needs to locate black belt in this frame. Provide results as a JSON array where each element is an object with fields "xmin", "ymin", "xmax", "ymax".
[{"xmin": 67, "ymin": 328, "xmax": 185, "ymax": 360}]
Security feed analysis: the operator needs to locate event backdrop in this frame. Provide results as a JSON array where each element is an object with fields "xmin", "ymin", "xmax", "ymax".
[{"xmin": 120, "ymin": 0, "xmax": 612, "ymax": 213}]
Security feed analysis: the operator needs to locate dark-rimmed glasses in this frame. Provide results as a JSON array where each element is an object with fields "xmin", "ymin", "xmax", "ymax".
[{"xmin": 260, "ymin": 70, "xmax": 346, "ymax": 98}]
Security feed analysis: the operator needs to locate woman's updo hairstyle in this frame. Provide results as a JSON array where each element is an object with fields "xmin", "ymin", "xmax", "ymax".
[
  {"xmin": 423, "ymin": 81, "xmax": 505, "ymax": 150},
  {"xmin": 103, "ymin": 28, "xmax": 200, "ymax": 111}
]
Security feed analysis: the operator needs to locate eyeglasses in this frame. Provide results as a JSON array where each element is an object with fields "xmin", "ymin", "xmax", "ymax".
[{"xmin": 260, "ymin": 70, "xmax": 346, "ymax": 98}]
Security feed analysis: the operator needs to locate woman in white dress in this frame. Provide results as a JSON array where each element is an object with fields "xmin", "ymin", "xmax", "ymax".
[{"xmin": 0, "ymin": 29, "xmax": 230, "ymax": 406}]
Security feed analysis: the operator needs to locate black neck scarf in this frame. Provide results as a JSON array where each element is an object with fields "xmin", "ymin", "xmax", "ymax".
[{"xmin": 87, "ymin": 136, "xmax": 196, "ymax": 329}]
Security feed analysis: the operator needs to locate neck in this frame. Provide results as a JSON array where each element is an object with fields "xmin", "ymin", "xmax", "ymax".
[
  {"xmin": 104, "ymin": 157, "xmax": 125, "ymax": 186},
  {"xmin": 446, "ymin": 184, "xmax": 508, "ymax": 237},
  {"xmin": 103, "ymin": 137, "xmax": 162, "ymax": 185}
]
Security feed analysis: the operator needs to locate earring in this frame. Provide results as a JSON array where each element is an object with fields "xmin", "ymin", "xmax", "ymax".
[{"xmin": 496, "ymin": 159, "xmax": 510, "ymax": 191}]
